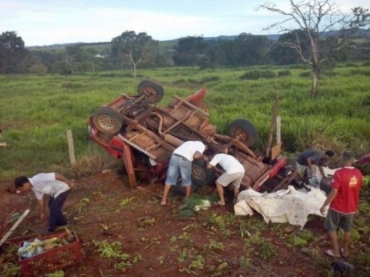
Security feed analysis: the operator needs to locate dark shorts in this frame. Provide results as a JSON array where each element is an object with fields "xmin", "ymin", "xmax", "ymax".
[{"xmin": 324, "ymin": 209, "xmax": 355, "ymax": 232}]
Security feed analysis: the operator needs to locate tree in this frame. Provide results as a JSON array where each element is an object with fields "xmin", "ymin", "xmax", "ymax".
[
  {"xmin": 234, "ymin": 33, "xmax": 271, "ymax": 66},
  {"xmin": 259, "ymin": 1, "xmax": 370, "ymax": 94},
  {"xmin": 270, "ymin": 30, "xmax": 310, "ymax": 65},
  {"xmin": 0, "ymin": 31, "xmax": 28, "ymax": 74},
  {"xmin": 111, "ymin": 31, "xmax": 158, "ymax": 77},
  {"xmin": 173, "ymin": 36, "xmax": 208, "ymax": 67}
]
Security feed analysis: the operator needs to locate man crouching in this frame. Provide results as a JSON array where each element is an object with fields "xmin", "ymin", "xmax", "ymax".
[{"xmin": 14, "ymin": 172, "xmax": 74, "ymax": 233}]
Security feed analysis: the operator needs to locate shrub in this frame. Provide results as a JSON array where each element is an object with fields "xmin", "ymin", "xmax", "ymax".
[
  {"xmin": 28, "ymin": 64, "xmax": 48, "ymax": 75},
  {"xmin": 240, "ymin": 70, "xmax": 276, "ymax": 80},
  {"xmin": 277, "ymin": 70, "xmax": 291, "ymax": 77},
  {"xmin": 299, "ymin": 71, "xmax": 311, "ymax": 78},
  {"xmin": 200, "ymin": 75, "xmax": 220, "ymax": 83},
  {"xmin": 350, "ymin": 69, "xmax": 370, "ymax": 76}
]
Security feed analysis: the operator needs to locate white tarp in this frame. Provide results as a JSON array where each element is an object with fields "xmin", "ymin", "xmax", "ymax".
[{"xmin": 234, "ymin": 186, "xmax": 327, "ymax": 229}]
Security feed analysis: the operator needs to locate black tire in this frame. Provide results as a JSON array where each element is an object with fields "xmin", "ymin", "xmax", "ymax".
[
  {"xmin": 228, "ymin": 118, "xmax": 257, "ymax": 147},
  {"xmin": 191, "ymin": 159, "xmax": 216, "ymax": 187},
  {"xmin": 171, "ymin": 182, "xmax": 200, "ymax": 196},
  {"xmin": 92, "ymin": 106, "xmax": 123, "ymax": 135},
  {"xmin": 137, "ymin": 80, "xmax": 164, "ymax": 104}
]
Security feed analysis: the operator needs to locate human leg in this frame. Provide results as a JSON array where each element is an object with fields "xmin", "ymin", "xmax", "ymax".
[
  {"xmin": 179, "ymin": 158, "xmax": 192, "ymax": 198},
  {"xmin": 48, "ymin": 190, "xmax": 71, "ymax": 232},
  {"xmin": 342, "ymin": 231, "xmax": 351, "ymax": 257},
  {"xmin": 327, "ymin": 231, "xmax": 340, "ymax": 257},
  {"xmin": 215, "ymin": 173, "xmax": 235, "ymax": 205},
  {"xmin": 161, "ymin": 184, "xmax": 172, "ymax": 205},
  {"xmin": 231, "ymin": 172, "xmax": 243, "ymax": 204},
  {"xmin": 184, "ymin": 185, "xmax": 191, "ymax": 198},
  {"xmin": 162, "ymin": 155, "xmax": 181, "ymax": 205},
  {"xmin": 324, "ymin": 209, "xmax": 341, "ymax": 257},
  {"xmin": 215, "ymin": 182, "xmax": 225, "ymax": 205},
  {"xmin": 340, "ymin": 214, "xmax": 354, "ymax": 257}
]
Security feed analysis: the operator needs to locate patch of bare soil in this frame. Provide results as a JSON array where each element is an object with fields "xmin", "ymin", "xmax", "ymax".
[{"xmin": 0, "ymin": 171, "xmax": 334, "ymax": 277}]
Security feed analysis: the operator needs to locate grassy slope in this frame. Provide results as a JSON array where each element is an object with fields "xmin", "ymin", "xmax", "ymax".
[{"xmin": 0, "ymin": 64, "xmax": 369, "ymax": 181}]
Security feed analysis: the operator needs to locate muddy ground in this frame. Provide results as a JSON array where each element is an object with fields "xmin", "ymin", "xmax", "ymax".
[{"xmin": 0, "ymin": 171, "xmax": 346, "ymax": 277}]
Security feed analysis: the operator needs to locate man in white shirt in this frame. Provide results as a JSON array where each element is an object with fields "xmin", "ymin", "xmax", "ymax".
[
  {"xmin": 161, "ymin": 141, "xmax": 206, "ymax": 205},
  {"xmin": 207, "ymin": 147, "xmax": 245, "ymax": 206},
  {"xmin": 14, "ymin": 172, "xmax": 75, "ymax": 233}
]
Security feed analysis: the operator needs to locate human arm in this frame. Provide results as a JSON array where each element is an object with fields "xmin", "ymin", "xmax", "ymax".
[
  {"xmin": 320, "ymin": 188, "xmax": 338, "ymax": 214},
  {"xmin": 55, "ymin": 173, "xmax": 75, "ymax": 189},
  {"xmin": 37, "ymin": 197, "xmax": 46, "ymax": 222},
  {"xmin": 193, "ymin": 151, "xmax": 203, "ymax": 160},
  {"xmin": 318, "ymin": 166, "xmax": 326, "ymax": 178},
  {"xmin": 306, "ymin": 157, "xmax": 313, "ymax": 177}
]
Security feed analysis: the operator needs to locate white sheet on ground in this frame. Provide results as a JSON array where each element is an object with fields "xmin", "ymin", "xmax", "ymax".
[{"xmin": 234, "ymin": 185, "xmax": 327, "ymax": 229}]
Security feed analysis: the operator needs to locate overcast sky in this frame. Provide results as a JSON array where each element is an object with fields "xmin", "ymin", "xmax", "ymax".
[{"xmin": 1, "ymin": 0, "xmax": 369, "ymax": 46}]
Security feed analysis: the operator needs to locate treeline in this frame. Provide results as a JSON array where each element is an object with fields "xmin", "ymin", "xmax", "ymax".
[{"xmin": 1, "ymin": 30, "xmax": 369, "ymax": 76}]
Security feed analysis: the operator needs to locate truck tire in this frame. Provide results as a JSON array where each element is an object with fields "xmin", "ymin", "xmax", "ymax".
[
  {"xmin": 191, "ymin": 159, "xmax": 216, "ymax": 187},
  {"xmin": 228, "ymin": 118, "xmax": 257, "ymax": 147},
  {"xmin": 137, "ymin": 80, "xmax": 164, "ymax": 104},
  {"xmin": 92, "ymin": 106, "xmax": 123, "ymax": 135}
]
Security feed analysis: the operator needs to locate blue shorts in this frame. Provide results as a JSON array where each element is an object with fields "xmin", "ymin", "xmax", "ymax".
[{"xmin": 165, "ymin": 154, "xmax": 192, "ymax": 186}]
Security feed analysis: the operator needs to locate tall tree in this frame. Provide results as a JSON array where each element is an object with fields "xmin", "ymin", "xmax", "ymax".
[
  {"xmin": 173, "ymin": 36, "xmax": 208, "ymax": 67},
  {"xmin": 259, "ymin": 1, "xmax": 369, "ymax": 94},
  {"xmin": 111, "ymin": 31, "xmax": 158, "ymax": 77},
  {"xmin": 270, "ymin": 30, "xmax": 310, "ymax": 65},
  {"xmin": 0, "ymin": 31, "xmax": 28, "ymax": 74},
  {"xmin": 234, "ymin": 33, "xmax": 271, "ymax": 66}
]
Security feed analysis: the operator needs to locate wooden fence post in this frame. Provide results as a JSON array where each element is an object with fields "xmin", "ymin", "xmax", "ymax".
[
  {"xmin": 67, "ymin": 129, "xmax": 76, "ymax": 165},
  {"xmin": 276, "ymin": 115, "xmax": 281, "ymax": 144}
]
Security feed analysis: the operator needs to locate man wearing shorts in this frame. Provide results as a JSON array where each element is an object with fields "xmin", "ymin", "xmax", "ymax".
[
  {"xmin": 320, "ymin": 151, "xmax": 363, "ymax": 258},
  {"xmin": 161, "ymin": 141, "xmax": 206, "ymax": 205},
  {"xmin": 207, "ymin": 147, "xmax": 245, "ymax": 206}
]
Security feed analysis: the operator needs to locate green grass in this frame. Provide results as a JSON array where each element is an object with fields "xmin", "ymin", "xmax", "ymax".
[{"xmin": 1, "ymin": 64, "xmax": 370, "ymax": 181}]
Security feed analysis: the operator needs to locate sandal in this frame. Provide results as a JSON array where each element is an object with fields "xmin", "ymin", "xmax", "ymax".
[
  {"xmin": 160, "ymin": 200, "xmax": 167, "ymax": 206},
  {"xmin": 214, "ymin": 201, "xmax": 225, "ymax": 206},
  {"xmin": 325, "ymin": 249, "xmax": 340, "ymax": 258},
  {"xmin": 340, "ymin": 248, "xmax": 349, "ymax": 258}
]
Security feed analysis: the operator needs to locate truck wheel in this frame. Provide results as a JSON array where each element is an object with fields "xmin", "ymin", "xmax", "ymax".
[
  {"xmin": 228, "ymin": 119, "xmax": 257, "ymax": 147},
  {"xmin": 92, "ymin": 106, "xmax": 123, "ymax": 135},
  {"xmin": 137, "ymin": 80, "xmax": 164, "ymax": 104},
  {"xmin": 192, "ymin": 159, "xmax": 216, "ymax": 187}
]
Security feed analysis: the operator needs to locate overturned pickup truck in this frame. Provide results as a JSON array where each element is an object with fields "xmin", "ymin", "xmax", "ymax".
[{"xmin": 87, "ymin": 80, "xmax": 298, "ymax": 192}]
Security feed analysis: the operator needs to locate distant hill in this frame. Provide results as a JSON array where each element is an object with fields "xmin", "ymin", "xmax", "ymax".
[
  {"xmin": 27, "ymin": 34, "xmax": 280, "ymax": 51},
  {"xmin": 27, "ymin": 29, "xmax": 369, "ymax": 52}
]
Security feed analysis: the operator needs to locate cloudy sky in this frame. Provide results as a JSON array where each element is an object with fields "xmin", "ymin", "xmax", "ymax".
[{"xmin": 1, "ymin": 0, "xmax": 368, "ymax": 46}]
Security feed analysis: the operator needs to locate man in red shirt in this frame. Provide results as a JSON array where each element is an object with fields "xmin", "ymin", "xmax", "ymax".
[{"xmin": 320, "ymin": 151, "xmax": 363, "ymax": 258}]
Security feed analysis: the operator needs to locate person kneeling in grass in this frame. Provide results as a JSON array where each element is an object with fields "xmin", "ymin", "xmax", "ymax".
[
  {"xmin": 207, "ymin": 147, "xmax": 245, "ymax": 206},
  {"xmin": 320, "ymin": 151, "xmax": 363, "ymax": 258}
]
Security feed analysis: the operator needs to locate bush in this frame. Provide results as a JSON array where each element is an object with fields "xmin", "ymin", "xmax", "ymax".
[
  {"xmin": 277, "ymin": 70, "xmax": 291, "ymax": 77},
  {"xmin": 299, "ymin": 71, "xmax": 311, "ymax": 78},
  {"xmin": 200, "ymin": 75, "xmax": 220, "ymax": 83},
  {"xmin": 350, "ymin": 69, "xmax": 370, "ymax": 76},
  {"xmin": 240, "ymin": 70, "xmax": 276, "ymax": 80},
  {"xmin": 28, "ymin": 63, "xmax": 48, "ymax": 75}
]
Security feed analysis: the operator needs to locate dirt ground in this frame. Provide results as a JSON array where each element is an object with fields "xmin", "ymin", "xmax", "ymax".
[{"xmin": 0, "ymin": 171, "xmax": 340, "ymax": 277}]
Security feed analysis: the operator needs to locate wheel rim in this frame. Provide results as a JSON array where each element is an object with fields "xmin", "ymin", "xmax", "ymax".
[
  {"xmin": 97, "ymin": 115, "xmax": 116, "ymax": 131},
  {"xmin": 233, "ymin": 127, "xmax": 249, "ymax": 141},
  {"xmin": 192, "ymin": 164, "xmax": 207, "ymax": 181},
  {"xmin": 142, "ymin": 86, "xmax": 157, "ymax": 99}
]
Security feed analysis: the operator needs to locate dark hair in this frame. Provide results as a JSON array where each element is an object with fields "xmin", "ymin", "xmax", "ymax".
[
  {"xmin": 341, "ymin": 151, "xmax": 354, "ymax": 162},
  {"xmin": 325, "ymin": 150, "xmax": 334, "ymax": 157},
  {"xmin": 14, "ymin": 176, "xmax": 29, "ymax": 188}
]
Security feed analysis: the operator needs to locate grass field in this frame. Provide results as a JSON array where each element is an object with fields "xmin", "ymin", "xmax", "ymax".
[{"xmin": 1, "ymin": 64, "xmax": 369, "ymax": 181}]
